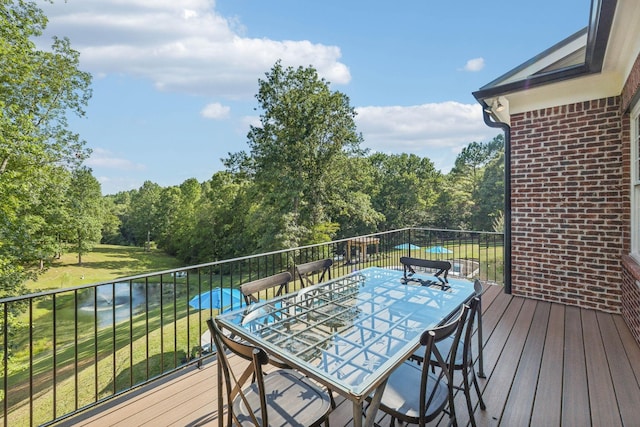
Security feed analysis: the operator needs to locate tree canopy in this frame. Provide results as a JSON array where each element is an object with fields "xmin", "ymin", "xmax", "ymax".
[
  {"xmin": 225, "ymin": 61, "xmax": 374, "ymax": 250},
  {"xmin": 103, "ymin": 64, "xmax": 505, "ymax": 265},
  {"xmin": 1, "ymin": 16, "xmax": 506, "ymax": 294},
  {"xmin": 1, "ymin": 0, "xmax": 94, "ymax": 299}
]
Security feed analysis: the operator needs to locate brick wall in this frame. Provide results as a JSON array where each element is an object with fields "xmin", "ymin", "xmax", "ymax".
[
  {"xmin": 622, "ymin": 52, "xmax": 640, "ymax": 112},
  {"xmin": 510, "ymin": 97, "xmax": 626, "ymax": 313}
]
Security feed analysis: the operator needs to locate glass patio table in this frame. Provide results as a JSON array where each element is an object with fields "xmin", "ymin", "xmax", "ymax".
[{"xmin": 215, "ymin": 267, "xmax": 476, "ymax": 427}]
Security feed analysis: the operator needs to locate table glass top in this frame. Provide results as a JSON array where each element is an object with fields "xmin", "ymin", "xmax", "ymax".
[{"xmin": 215, "ymin": 267, "xmax": 475, "ymax": 397}]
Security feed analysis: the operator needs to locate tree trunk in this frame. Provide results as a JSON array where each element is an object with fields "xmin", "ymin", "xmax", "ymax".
[
  {"xmin": 0, "ymin": 156, "xmax": 8, "ymax": 174},
  {"xmin": 77, "ymin": 231, "xmax": 83, "ymax": 264}
]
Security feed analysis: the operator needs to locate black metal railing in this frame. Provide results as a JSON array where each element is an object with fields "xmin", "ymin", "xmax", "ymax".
[{"xmin": 0, "ymin": 227, "xmax": 503, "ymax": 426}]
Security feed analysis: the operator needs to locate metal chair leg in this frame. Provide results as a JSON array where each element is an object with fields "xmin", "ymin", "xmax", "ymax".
[{"xmin": 477, "ymin": 301, "xmax": 485, "ymax": 378}]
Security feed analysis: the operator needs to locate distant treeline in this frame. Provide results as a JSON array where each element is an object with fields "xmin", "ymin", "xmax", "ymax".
[
  {"xmin": 2, "ymin": 46, "xmax": 504, "ymax": 302},
  {"xmin": 101, "ymin": 135, "xmax": 505, "ymax": 266},
  {"xmin": 98, "ymin": 62, "xmax": 505, "ymax": 266}
]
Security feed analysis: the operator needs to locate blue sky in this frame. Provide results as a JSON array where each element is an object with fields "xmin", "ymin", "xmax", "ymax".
[{"xmin": 38, "ymin": 0, "xmax": 591, "ymax": 195}]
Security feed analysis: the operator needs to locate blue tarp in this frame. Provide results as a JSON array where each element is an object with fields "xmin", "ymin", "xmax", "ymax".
[
  {"xmin": 188, "ymin": 287, "xmax": 243, "ymax": 312},
  {"xmin": 394, "ymin": 243, "xmax": 421, "ymax": 250},
  {"xmin": 425, "ymin": 246, "xmax": 453, "ymax": 254}
]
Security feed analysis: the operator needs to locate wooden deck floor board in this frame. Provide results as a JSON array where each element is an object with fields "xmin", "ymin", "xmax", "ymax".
[
  {"xmin": 476, "ymin": 298, "xmax": 535, "ymax": 426},
  {"xmin": 582, "ymin": 309, "xmax": 622, "ymax": 427},
  {"xmin": 562, "ymin": 305, "xmax": 591, "ymax": 426},
  {"xmin": 530, "ymin": 302, "xmax": 564, "ymax": 425},
  {"xmin": 500, "ymin": 301, "xmax": 550, "ymax": 426},
  {"xmin": 612, "ymin": 315, "xmax": 640, "ymax": 383},
  {"xmin": 597, "ymin": 311, "xmax": 640, "ymax": 426},
  {"xmin": 55, "ymin": 285, "xmax": 640, "ymax": 427}
]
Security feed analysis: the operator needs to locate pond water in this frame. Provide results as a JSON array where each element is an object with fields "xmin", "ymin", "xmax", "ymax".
[{"xmin": 79, "ymin": 282, "xmax": 147, "ymax": 328}]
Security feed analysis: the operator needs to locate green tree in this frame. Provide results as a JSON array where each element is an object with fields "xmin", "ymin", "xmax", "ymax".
[
  {"xmin": 226, "ymin": 61, "xmax": 370, "ymax": 250},
  {"xmin": 450, "ymin": 141, "xmax": 489, "ymax": 201},
  {"xmin": 432, "ymin": 177, "xmax": 473, "ymax": 230},
  {"xmin": 369, "ymin": 153, "xmax": 443, "ymax": 230},
  {"xmin": 153, "ymin": 178, "xmax": 203, "ymax": 259},
  {"xmin": 188, "ymin": 171, "xmax": 254, "ymax": 262},
  {"xmin": 100, "ymin": 195, "xmax": 126, "ymax": 245},
  {"xmin": 126, "ymin": 181, "xmax": 162, "ymax": 249},
  {"xmin": 1, "ymin": 3, "xmax": 91, "ymax": 174},
  {"xmin": 0, "ymin": 0, "xmax": 92, "ymax": 299},
  {"xmin": 475, "ymin": 150, "xmax": 505, "ymax": 231},
  {"xmin": 103, "ymin": 190, "xmax": 135, "ymax": 245},
  {"xmin": 65, "ymin": 167, "xmax": 103, "ymax": 264},
  {"xmin": 173, "ymin": 178, "xmax": 202, "ymax": 260},
  {"xmin": 155, "ymin": 185, "xmax": 182, "ymax": 255},
  {"xmin": 440, "ymin": 135, "xmax": 504, "ymax": 230},
  {"xmin": 28, "ymin": 165, "xmax": 71, "ymax": 267}
]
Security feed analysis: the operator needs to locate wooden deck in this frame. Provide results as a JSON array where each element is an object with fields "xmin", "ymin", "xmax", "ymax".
[{"xmin": 58, "ymin": 284, "xmax": 640, "ymax": 426}]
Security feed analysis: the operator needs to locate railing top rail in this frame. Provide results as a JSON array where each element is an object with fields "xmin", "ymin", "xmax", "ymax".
[
  {"xmin": 411, "ymin": 226, "xmax": 502, "ymax": 236},
  {"xmin": 1, "ymin": 227, "xmax": 502, "ymax": 303}
]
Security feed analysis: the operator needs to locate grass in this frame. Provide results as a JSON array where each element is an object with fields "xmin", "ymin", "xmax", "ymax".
[
  {"xmin": 7, "ymin": 244, "xmax": 186, "ymax": 425},
  {"xmin": 25, "ymin": 244, "xmax": 183, "ymax": 291},
  {"xmin": 18, "ymin": 245, "xmax": 184, "ymax": 361}
]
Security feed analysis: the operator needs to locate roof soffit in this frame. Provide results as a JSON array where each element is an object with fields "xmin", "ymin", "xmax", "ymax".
[
  {"xmin": 601, "ymin": 0, "xmax": 640, "ymax": 79},
  {"xmin": 479, "ymin": 29, "xmax": 588, "ymax": 89},
  {"xmin": 474, "ymin": 0, "xmax": 633, "ymax": 119}
]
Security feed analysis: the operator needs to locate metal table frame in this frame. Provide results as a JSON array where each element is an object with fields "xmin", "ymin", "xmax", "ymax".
[{"xmin": 215, "ymin": 267, "xmax": 476, "ymax": 427}]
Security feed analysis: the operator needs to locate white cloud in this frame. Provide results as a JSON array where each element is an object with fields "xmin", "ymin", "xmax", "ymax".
[
  {"xmin": 201, "ymin": 102, "xmax": 230, "ymax": 119},
  {"xmin": 86, "ymin": 148, "xmax": 146, "ymax": 171},
  {"xmin": 39, "ymin": 1, "xmax": 350, "ymax": 98},
  {"xmin": 240, "ymin": 115, "xmax": 261, "ymax": 130},
  {"xmin": 183, "ymin": 9, "xmax": 198, "ymax": 20},
  {"xmin": 355, "ymin": 102, "xmax": 499, "ymax": 172},
  {"xmin": 463, "ymin": 57, "xmax": 485, "ymax": 72},
  {"xmin": 95, "ymin": 175, "xmax": 145, "ymax": 195}
]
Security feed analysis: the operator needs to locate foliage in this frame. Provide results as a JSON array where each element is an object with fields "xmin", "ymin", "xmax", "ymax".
[
  {"xmin": 65, "ymin": 167, "xmax": 103, "ymax": 264},
  {"xmin": 437, "ymin": 135, "xmax": 505, "ymax": 231},
  {"xmin": 0, "ymin": 0, "xmax": 92, "ymax": 299},
  {"xmin": 100, "ymin": 194, "xmax": 127, "ymax": 244},
  {"xmin": 101, "ymin": 66, "xmax": 504, "ymax": 263},
  {"xmin": 475, "ymin": 150, "xmax": 505, "ymax": 231},
  {"xmin": 0, "ymin": 0, "xmax": 97, "ymax": 369},
  {"xmin": 226, "ymin": 61, "xmax": 370, "ymax": 250},
  {"xmin": 368, "ymin": 153, "xmax": 443, "ymax": 230},
  {"xmin": 196, "ymin": 172, "xmax": 254, "ymax": 261},
  {"xmin": 126, "ymin": 181, "xmax": 162, "ymax": 249}
]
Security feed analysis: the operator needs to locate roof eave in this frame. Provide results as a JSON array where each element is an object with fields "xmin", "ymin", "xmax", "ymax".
[
  {"xmin": 472, "ymin": 64, "xmax": 590, "ymax": 100},
  {"xmin": 473, "ymin": 0, "xmax": 617, "ymax": 103}
]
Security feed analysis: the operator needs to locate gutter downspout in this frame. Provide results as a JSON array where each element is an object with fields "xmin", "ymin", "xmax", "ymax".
[{"xmin": 482, "ymin": 103, "xmax": 512, "ymax": 294}]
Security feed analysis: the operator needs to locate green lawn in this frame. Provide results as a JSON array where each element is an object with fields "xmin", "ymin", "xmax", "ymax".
[
  {"xmin": 7, "ymin": 245, "xmax": 198, "ymax": 425},
  {"xmin": 26, "ymin": 244, "xmax": 183, "ymax": 291}
]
